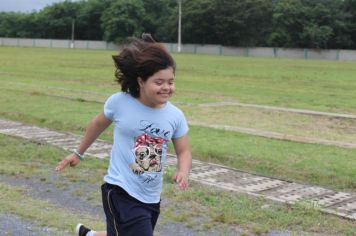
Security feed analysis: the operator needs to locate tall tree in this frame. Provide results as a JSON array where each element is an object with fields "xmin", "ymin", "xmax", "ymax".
[
  {"xmin": 267, "ymin": 0, "xmax": 306, "ymax": 47},
  {"xmin": 268, "ymin": 0, "xmax": 351, "ymax": 49},
  {"xmin": 75, "ymin": 0, "xmax": 109, "ymax": 40},
  {"xmin": 213, "ymin": 0, "xmax": 273, "ymax": 46},
  {"xmin": 141, "ymin": 0, "xmax": 177, "ymax": 42},
  {"xmin": 36, "ymin": 1, "xmax": 81, "ymax": 39},
  {"xmin": 181, "ymin": 0, "xmax": 218, "ymax": 44},
  {"xmin": 0, "ymin": 0, "xmax": 355, "ymax": 48},
  {"xmin": 302, "ymin": 0, "xmax": 351, "ymax": 49},
  {"xmin": 344, "ymin": 0, "xmax": 356, "ymax": 49},
  {"xmin": 101, "ymin": 0, "xmax": 145, "ymax": 43},
  {"xmin": 0, "ymin": 12, "xmax": 40, "ymax": 38},
  {"xmin": 182, "ymin": 0, "xmax": 273, "ymax": 46}
]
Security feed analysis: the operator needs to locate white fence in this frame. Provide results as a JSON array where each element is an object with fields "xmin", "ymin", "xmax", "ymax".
[
  {"xmin": 0, "ymin": 37, "xmax": 119, "ymax": 50},
  {"xmin": 1, "ymin": 37, "xmax": 356, "ymax": 61}
]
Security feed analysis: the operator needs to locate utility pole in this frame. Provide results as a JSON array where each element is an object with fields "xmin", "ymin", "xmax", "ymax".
[
  {"xmin": 70, "ymin": 19, "xmax": 75, "ymax": 48},
  {"xmin": 177, "ymin": 0, "xmax": 182, "ymax": 53}
]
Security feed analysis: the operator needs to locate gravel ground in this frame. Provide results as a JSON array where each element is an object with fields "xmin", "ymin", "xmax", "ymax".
[
  {"xmin": 0, "ymin": 174, "xmax": 242, "ymax": 235},
  {"xmin": 1, "ymin": 174, "xmax": 331, "ymax": 236},
  {"xmin": 0, "ymin": 213, "xmax": 67, "ymax": 236}
]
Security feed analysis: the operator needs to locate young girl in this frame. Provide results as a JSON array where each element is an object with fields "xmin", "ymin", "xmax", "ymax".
[{"xmin": 56, "ymin": 34, "xmax": 192, "ymax": 236}]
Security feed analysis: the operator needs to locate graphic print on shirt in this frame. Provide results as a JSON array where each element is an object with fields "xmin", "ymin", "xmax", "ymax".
[{"xmin": 130, "ymin": 133, "xmax": 167, "ymax": 175}]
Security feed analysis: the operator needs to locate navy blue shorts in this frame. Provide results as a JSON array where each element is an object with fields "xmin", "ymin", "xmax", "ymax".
[{"xmin": 101, "ymin": 183, "xmax": 160, "ymax": 236}]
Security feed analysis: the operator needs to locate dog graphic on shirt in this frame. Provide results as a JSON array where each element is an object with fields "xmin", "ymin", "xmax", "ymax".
[{"xmin": 130, "ymin": 133, "xmax": 166, "ymax": 175}]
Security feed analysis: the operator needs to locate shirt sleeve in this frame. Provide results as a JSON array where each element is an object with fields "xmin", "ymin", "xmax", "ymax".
[
  {"xmin": 103, "ymin": 94, "xmax": 117, "ymax": 121},
  {"xmin": 172, "ymin": 111, "xmax": 189, "ymax": 139}
]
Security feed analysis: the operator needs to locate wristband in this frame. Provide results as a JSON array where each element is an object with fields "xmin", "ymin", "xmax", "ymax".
[{"xmin": 73, "ymin": 149, "xmax": 85, "ymax": 160}]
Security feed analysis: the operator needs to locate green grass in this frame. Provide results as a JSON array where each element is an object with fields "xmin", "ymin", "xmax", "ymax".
[
  {"xmin": 1, "ymin": 47, "xmax": 355, "ymax": 234},
  {"xmin": 1, "ymin": 46, "xmax": 356, "ymax": 112},
  {"xmin": 0, "ymin": 87, "xmax": 355, "ymax": 190},
  {"xmin": 181, "ymin": 104, "xmax": 356, "ymax": 143},
  {"xmin": 162, "ymin": 182, "xmax": 355, "ymax": 235},
  {"xmin": 174, "ymin": 53, "xmax": 356, "ymax": 113},
  {"xmin": 0, "ymin": 46, "xmax": 356, "ymax": 192},
  {"xmin": 0, "ymin": 183, "xmax": 105, "ymax": 234},
  {"xmin": 0, "ymin": 135, "xmax": 355, "ymax": 235},
  {"xmin": 189, "ymin": 126, "xmax": 356, "ymax": 190}
]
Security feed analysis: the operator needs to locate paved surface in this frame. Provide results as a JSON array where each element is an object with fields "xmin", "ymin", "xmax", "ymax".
[{"xmin": 0, "ymin": 119, "xmax": 355, "ymax": 221}]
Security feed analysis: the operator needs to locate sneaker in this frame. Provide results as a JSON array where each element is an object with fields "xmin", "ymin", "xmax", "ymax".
[{"xmin": 75, "ymin": 223, "xmax": 91, "ymax": 236}]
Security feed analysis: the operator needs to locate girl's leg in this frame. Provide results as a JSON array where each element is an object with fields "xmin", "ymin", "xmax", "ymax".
[
  {"xmin": 101, "ymin": 183, "xmax": 160, "ymax": 236},
  {"xmin": 93, "ymin": 231, "xmax": 107, "ymax": 236}
]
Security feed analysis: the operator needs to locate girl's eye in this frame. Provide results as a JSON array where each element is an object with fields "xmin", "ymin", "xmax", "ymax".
[{"xmin": 154, "ymin": 80, "xmax": 174, "ymax": 86}]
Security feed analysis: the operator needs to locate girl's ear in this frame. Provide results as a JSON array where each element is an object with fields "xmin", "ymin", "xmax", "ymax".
[{"xmin": 137, "ymin": 77, "xmax": 144, "ymax": 87}]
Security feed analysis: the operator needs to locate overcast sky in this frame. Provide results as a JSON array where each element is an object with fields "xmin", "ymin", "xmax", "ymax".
[{"xmin": 0, "ymin": 0, "xmax": 67, "ymax": 12}]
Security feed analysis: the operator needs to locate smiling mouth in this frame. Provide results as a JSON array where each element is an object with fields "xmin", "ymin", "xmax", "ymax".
[{"xmin": 159, "ymin": 93, "xmax": 170, "ymax": 96}]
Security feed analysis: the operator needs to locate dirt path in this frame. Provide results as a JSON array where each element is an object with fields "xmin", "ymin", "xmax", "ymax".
[
  {"xmin": 0, "ymin": 173, "xmax": 241, "ymax": 236},
  {"xmin": 0, "ymin": 213, "xmax": 64, "ymax": 236},
  {"xmin": 0, "ymin": 172, "xmax": 338, "ymax": 236}
]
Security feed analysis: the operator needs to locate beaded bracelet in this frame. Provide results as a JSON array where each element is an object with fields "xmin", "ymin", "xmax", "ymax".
[{"xmin": 73, "ymin": 149, "xmax": 85, "ymax": 160}]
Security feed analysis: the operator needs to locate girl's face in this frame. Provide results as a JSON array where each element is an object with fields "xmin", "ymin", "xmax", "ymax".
[{"xmin": 138, "ymin": 67, "xmax": 175, "ymax": 108}]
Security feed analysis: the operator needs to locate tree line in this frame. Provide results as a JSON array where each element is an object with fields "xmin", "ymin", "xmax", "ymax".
[{"xmin": 1, "ymin": 0, "xmax": 355, "ymax": 49}]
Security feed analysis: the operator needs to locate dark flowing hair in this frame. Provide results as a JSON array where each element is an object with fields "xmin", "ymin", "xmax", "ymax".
[{"xmin": 112, "ymin": 33, "xmax": 176, "ymax": 98}]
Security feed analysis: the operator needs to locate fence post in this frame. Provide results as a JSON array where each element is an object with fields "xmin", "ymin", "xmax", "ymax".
[
  {"xmin": 304, "ymin": 48, "xmax": 308, "ymax": 59},
  {"xmin": 244, "ymin": 48, "xmax": 250, "ymax": 57},
  {"xmin": 194, "ymin": 45, "xmax": 197, "ymax": 54},
  {"xmin": 219, "ymin": 45, "xmax": 223, "ymax": 55},
  {"xmin": 336, "ymin": 49, "xmax": 340, "ymax": 60},
  {"xmin": 273, "ymin": 47, "xmax": 278, "ymax": 58}
]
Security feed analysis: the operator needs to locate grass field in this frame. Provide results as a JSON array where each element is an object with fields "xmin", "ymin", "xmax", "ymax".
[
  {"xmin": 1, "ymin": 46, "xmax": 355, "ymax": 191},
  {"xmin": 0, "ymin": 46, "xmax": 355, "ymax": 234},
  {"xmin": 1, "ymin": 46, "xmax": 356, "ymax": 112},
  {"xmin": 1, "ymin": 134, "xmax": 355, "ymax": 235}
]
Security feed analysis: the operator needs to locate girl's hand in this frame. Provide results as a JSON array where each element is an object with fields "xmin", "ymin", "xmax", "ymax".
[
  {"xmin": 173, "ymin": 171, "xmax": 189, "ymax": 190},
  {"xmin": 55, "ymin": 154, "xmax": 80, "ymax": 172}
]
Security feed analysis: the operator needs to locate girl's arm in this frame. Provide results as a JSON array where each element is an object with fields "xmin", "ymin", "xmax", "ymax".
[
  {"xmin": 55, "ymin": 112, "xmax": 112, "ymax": 171},
  {"xmin": 172, "ymin": 135, "xmax": 192, "ymax": 190}
]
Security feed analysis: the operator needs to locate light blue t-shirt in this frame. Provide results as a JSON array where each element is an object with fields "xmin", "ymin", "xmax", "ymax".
[{"xmin": 103, "ymin": 92, "xmax": 189, "ymax": 203}]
